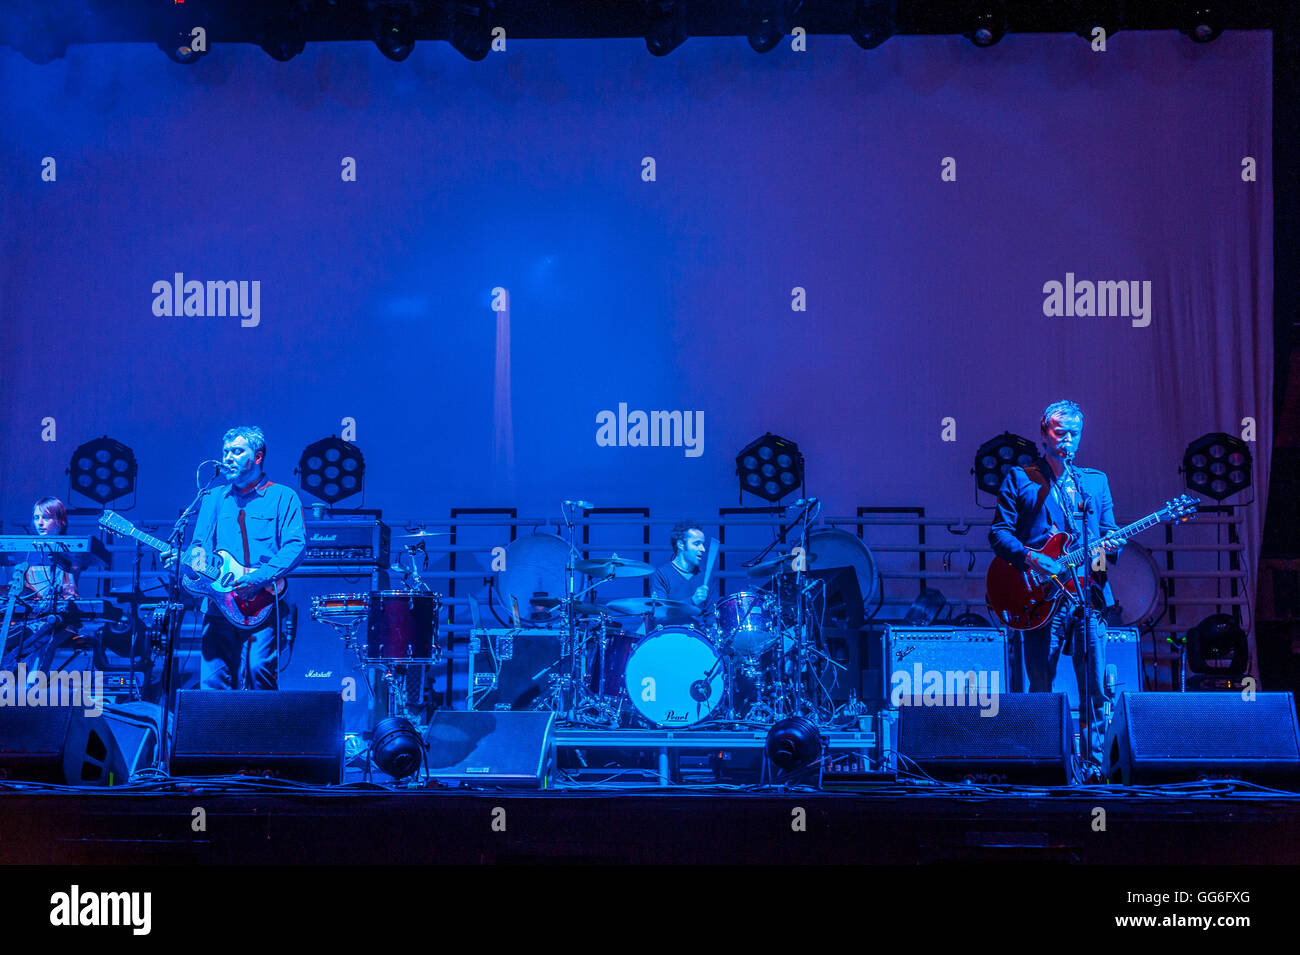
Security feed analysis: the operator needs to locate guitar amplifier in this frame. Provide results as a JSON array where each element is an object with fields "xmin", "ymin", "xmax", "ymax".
[
  {"xmin": 1047, "ymin": 626, "xmax": 1145, "ymax": 711},
  {"xmin": 885, "ymin": 626, "xmax": 1010, "ymax": 706},
  {"xmin": 302, "ymin": 520, "xmax": 390, "ymax": 567}
]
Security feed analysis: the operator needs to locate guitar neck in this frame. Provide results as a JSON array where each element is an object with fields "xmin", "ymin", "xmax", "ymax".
[
  {"xmin": 105, "ymin": 518, "xmax": 220, "ymax": 583},
  {"xmin": 118, "ymin": 525, "xmax": 171, "ymax": 555},
  {"xmin": 1063, "ymin": 511, "xmax": 1163, "ymax": 567}
]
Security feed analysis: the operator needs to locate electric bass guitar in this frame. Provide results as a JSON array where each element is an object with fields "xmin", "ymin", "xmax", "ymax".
[
  {"xmin": 99, "ymin": 510, "xmax": 286, "ymax": 628},
  {"xmin": 985, "ymin": 494, "xmax": 1198, "ymax": 631}
]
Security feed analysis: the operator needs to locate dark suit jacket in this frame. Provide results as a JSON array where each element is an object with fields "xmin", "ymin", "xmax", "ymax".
[{"xmin": 988, "ymin": 460, "xmax": 1121, "ymax": 607}]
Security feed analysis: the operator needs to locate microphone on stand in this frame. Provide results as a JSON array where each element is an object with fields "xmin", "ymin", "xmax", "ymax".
[{"xmin": 1104, "ymin": 663, "xmax": 1117, "ymax": 699}]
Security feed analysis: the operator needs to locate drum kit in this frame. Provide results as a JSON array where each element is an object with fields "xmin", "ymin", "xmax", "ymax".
[
  {"xmin": 309, "ymin": 530, "xmax": 445, "ymax": 720},
  {"xmin": 305, "ymin": 509, "xmax": 874, "ymax": 731},
  {"xmin": 486, "ymin": 509, "xmax": 853, "ymax": 730}
]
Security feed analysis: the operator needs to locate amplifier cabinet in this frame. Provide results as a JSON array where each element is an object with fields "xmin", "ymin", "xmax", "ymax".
[{"xmin": 885, "ymin": 627, "xmax": 1010, "ymax": 707}]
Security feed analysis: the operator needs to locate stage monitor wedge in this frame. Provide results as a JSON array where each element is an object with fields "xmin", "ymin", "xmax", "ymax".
[
  {"xmin": 170, "ymin": 690, "xmax": 343, "ymax": 784},
  {"xmin": 424, "ymin": 710, "xmax": 555, "ymax": 788},
  {"xmin": 897, "ymin": 692, "xmax": 1072, "ymax": 784},
  {"xmin": 1106, "ymin": 691, "xmax": 1300, "ymax": 785}
]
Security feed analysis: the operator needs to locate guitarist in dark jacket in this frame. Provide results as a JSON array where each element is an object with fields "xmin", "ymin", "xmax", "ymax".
[
  {"xmin": 167, "ymin": 426, "xmax": 306, "ymax": 690},
  {"xmin": 989, "ymin": 400, "xmax": 1125, "ymax": 774}
]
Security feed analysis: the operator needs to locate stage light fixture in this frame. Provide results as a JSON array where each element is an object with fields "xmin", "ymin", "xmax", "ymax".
[
  {"xmin": 973, "ymin": 432, "xmax": 1037, "ymax": 495},
  {"xmin": 736, "ymin": 433, "xmax": 804, "ymax": 503},
  {"xmin": 850, "ymin": 0, "xmax": 896, "ymax": 50},
  {"xmin": 746, "ymin": 0, "xmax": 800, "ymax": 54},
  {"xmin": 450, "ymin": 1, "xmax": 495, "ymax": 61},
  {"xmin": 371, "ymin": 717, "xmax": 423, "ymax": 780},
  {"xmin": 374, "ymin": 15, "xmax": 415, "ymax": 61},
  {"xmin": 258, "ymin": 14, "xmax": 306, "ymax": 62},
  {"xmin": 1181, "ymin": 432, "xmax": 1251, "ymax": 501},
  {"xmin": 157, "ymin": 33, "xmax": 204, "ymax": 65},
  {"xmin": 297, "ymin": 436, "xmax": 366, "ymax": 505},
  {"xmin": 159, "ymin": 0, "xmax": 209, "ymax": 65},
  {"xmin": 904, "ymin": 587, "xmax": 947, "ymax": 626},
  {"xmin": 68, "ymin": 436, "xmax": 138, "ymax": 506},
  {"xmin": 1070, "ymin": 0, "xmax": 1121, "ymax": 43},
  {"xmin": 766, "ymin": 717, "xmax": 823, "ymax": 773},
  {"xmin": 1179, "ymin": 5, "xmax": 1223, "ymax": 43},
  {"xmin": 645, "ymin": 0, "xmax": 688, "ymax": 57},
  {"xmin": 1186, "ymin": 614, "xmax": 1248, "ymax": 676},
  {"xmin": 966, "ymin": 5, "xmax": 1007, "ymax": 47}
]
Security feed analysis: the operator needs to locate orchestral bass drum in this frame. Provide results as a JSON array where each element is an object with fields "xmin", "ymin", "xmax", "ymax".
[
  {"xmin": 365, "ymin": 591, "xmax": 440, "ymax": 663},
  {"xmin": 624, "ymin": 627, "xmax": 724, "ymax": 727},
  {"xmin": 1102, "ymin": 539, "xmax": 1162, "ymax": 627}
]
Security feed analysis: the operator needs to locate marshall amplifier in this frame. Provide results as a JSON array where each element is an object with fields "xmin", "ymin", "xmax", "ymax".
[{"xmin": 303, "ymin": 519, "xmax": 390, "ymax": 567}]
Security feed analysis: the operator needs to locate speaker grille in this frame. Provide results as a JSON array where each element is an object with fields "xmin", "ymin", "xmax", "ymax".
[
  {"xmin": 1126, "ymin": 693, "xmax": 1300, "ymax": 759},
  {"xmin": 900, "ymin": 693, "xmax": 1068, "ymax": 761},
  {"xmin": 175, "ymin": 690, "xmax": 340, "ymax": 756},
  {"xmin": 171, "ymin": 690, "xmax": 343, "ymax": 784},
  {"xmin": 0, "ymin": 705, "xmax": 75, "ymax": 756}
]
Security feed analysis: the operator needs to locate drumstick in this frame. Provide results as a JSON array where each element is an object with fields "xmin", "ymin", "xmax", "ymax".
[{"xmin": 702, "ymin": 537, "xmax": 719, "ymax": 590}]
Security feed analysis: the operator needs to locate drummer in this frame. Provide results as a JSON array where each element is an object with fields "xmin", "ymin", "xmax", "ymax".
[{"xmin": 648, "ymin": 520, "xmax": 710, "ymax": 627}]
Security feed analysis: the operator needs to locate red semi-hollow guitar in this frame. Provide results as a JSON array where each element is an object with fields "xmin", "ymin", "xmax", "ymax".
[
  {"xmin": 99, "ymin": 510, "xmax": 285, "ymax": 628},
  {"xmin": 985, "ymin": 494, "xmax": 1198, "ymax": 631}
]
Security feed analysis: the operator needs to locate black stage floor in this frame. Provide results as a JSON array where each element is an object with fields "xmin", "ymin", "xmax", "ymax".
[{"xmin": 3, "ymin": 779, "xmax": 1300, "ymax": 865}]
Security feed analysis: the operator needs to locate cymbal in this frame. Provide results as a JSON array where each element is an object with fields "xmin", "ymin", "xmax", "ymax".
[
  {"xmin": 397, "ymin": 529, "xmax": 450, "ymax": 540},
  {"xmin": 746, "ymin": 552, "xmax": 818, "ymax": 578},
  {"xmin": 605, "ymin": 596, "xmax": 697, "ymax": 617},
  {"xmin": 574, "ymin": 555, "xmax": 654, "ymax": 579}
]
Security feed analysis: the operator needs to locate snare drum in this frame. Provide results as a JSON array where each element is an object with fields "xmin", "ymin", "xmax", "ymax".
[
  {"xmin": 311, "ymin": 593, "xmax": 367, "ymax": 623},
  {"xmin": 623, "ymin": 627, "xmax": 724, "ymax": 727},
  {"xmin": 365, "ymin": 590, "xmax": 440, "ymax": 663},
  {"xmin": 714, "ymin": 591, "xmax": 779, "ymax": 656}
]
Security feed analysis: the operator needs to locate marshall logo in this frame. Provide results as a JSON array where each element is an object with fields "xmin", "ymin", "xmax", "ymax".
[
  {"xmin": 305, "ymin": 669, "xmax": 334, "ymax": 678},
  {"xmin": 310, "ymin": 533, "xmax": 338, "ymax": 541}
]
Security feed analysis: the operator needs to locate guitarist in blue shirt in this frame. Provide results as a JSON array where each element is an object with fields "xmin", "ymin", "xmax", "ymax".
[
  {"xmin": 989, "ymin": 400, "xmax": 1125, "ymax": 776},
  {"xmin": 166, "ymin": 426, "xmax": 306, "ymax": 690}
]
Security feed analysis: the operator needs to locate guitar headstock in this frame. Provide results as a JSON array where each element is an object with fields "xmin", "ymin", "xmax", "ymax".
[
  {"xmin": 98, "ymin": 510, "xmax": 134, "ymax": 536},
  {"xmin": 1160, "ymin": 494, "xmax": 1200, "ymax": 524}
]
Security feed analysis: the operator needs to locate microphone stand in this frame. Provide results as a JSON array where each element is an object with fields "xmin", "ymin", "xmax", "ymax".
[
  {"xmin": 156, "ymin": 466, "xmax": 225, "ymax": 770},
  {"xmin": 1067, "ymin": 461, "xmax": 1098, "ymax": 779}
]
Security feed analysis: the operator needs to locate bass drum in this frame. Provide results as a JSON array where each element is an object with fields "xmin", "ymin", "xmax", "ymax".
[
  {"xmin": 624, "ymin": 627, "xmax": 724, "ymax": 727},
  {"xmin": 1103, "ymin": 540, "xmax": 1162, "ymax": 627}
]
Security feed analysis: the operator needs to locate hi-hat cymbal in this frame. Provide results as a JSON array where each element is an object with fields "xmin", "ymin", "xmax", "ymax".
[
  {"xmin": 745, "ymin": 552, "xmax": 818, "ymax": 578},
  {"xmin": 397, "ymin": 529, "xmax": 450, "ymax": 540},
  {"xmin": 605, "ymin": 596, "xmax": 697, "ymax": 617},
  {"xmin": 574, "ymin": 555, "xmax": 654, "ymax": 579}
]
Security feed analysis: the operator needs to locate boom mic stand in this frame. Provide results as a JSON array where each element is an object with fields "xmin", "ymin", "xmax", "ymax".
[
  {"xmin": 1067, "ymin": 461, "xmax": 1100, "ymax": 781},
  {"xmin": 156, "ymin": 465, "xmax": 225, "ymax": 770}
]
